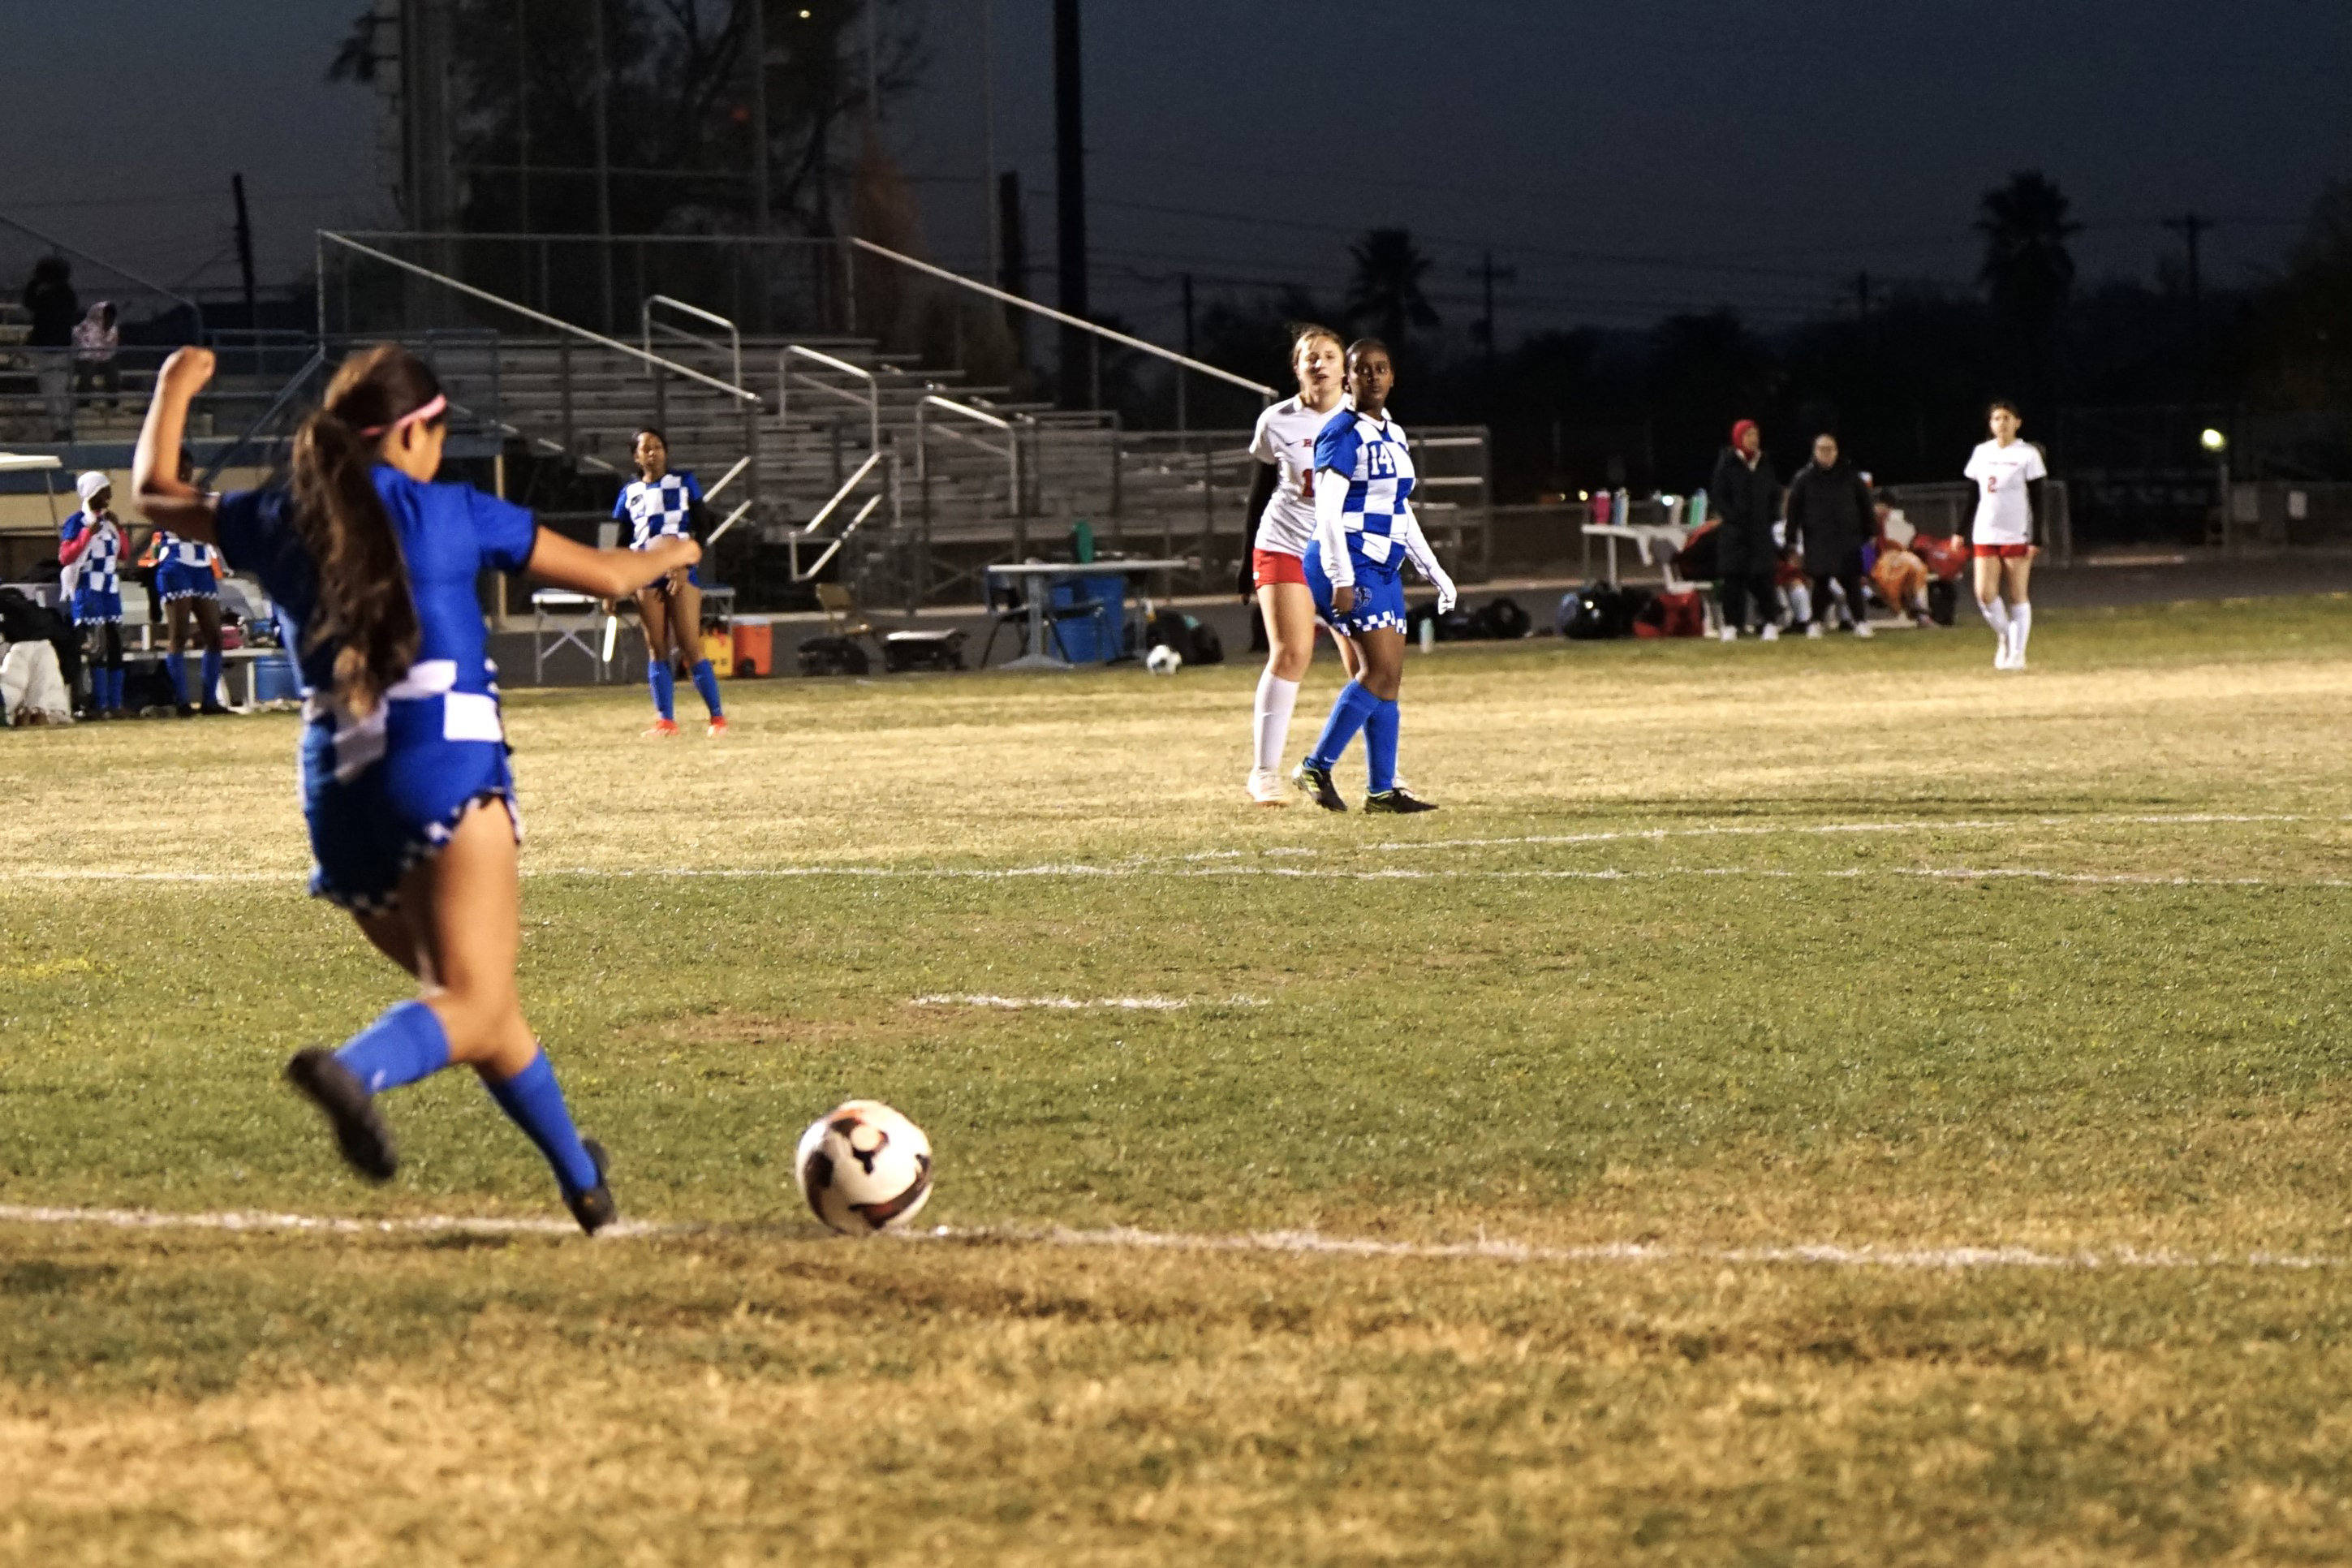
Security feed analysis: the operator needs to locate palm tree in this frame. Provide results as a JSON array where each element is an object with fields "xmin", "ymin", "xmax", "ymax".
[
  {"xmin": 1346, "ymin": 228, "xmax": 1439, "ymax": 347},
  {"xmin": 1977, "ymin": 171, "xmax": 2079, "ymax": 350}
]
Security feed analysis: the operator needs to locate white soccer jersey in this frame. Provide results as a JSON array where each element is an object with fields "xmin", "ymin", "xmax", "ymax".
[
  {"xmin": 1964, "ymin": 438, "xmax": 2047, "ymax": 545},
  {"xmin": 1247, "ymin": 396, "xmax": 1342, "ymax": 557}
]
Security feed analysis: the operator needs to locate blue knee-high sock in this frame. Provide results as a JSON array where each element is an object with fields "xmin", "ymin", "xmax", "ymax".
[
  {"xmin": 166, "ymin": 653, "xmax": 188, "ymax": 705},
  {"xmin": 482, "ymin": 1050, "xmax": 601, "ymax": 1196},
  {"xmin": 689, "ymin": 657, "xmax": 723, "ymax": 719},
  {"xmin": 333, "ymin": 998, "xmax": 451, "ymax": 1096},
  {"xmin": 200, "ymin": 648, "xmax": 222, "ymax": 706},
  {"xmin": 648, "ymin": 663, "xmax": 675, "ymax": 720},
  {"xmin": 1365, "ymin": 698, "xmax": 1401, "ymax": 795},
  {"xmin": 1307, "ymin": 680, "xmax": 1381, "ymax": 770}
]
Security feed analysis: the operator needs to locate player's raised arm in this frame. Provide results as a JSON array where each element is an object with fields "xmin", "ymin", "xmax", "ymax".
[
  {"xmin": 131, "ymin": 347, "xmax": 221, "ymax": 543},
  {"xmin": 525, "ymin": 526, "xmax": 700, "ymax": 601}
]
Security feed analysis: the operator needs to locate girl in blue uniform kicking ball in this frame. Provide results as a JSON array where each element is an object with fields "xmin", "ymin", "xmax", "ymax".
[
  {"xmin": 1295, "ymin": 339, "xmax": 1454, "ymax": 813},
  {"xmin": 134, "ymin": 343, "xmax": 698, "ymax": 1233}
]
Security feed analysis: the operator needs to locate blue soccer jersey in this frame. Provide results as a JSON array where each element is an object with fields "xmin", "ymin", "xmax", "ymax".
[
  {"xmin": 61, "ymin": 510, "xmax": 123, "ymax": 622},
  {"xmin": 615, "ymin": 471, "xmax": 703, "ymax": 549},
  {"xmin": 216, "ymin": 469, "xmax": 541, "ymax": 911},
  {"xmin": 153, "ymin": 527, "xmax": 221, "ymax": 601},
  {"xmin": 1312, "ymin": 410, "xmax": 1419, "ymax": 575}
]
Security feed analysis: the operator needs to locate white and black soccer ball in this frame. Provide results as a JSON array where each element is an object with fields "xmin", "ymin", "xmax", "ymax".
[
  {"xmin": 1145, "ymin": 644, "xmax": 1183, "ymax": 676},
  {"xmin": 795, "ymin": 1100, "xmax": 934, "ymax": 1234}
]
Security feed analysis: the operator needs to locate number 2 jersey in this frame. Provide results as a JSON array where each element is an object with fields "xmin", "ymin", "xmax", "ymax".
[
  {"xmin": 1963, "ymin": 439, "xmax": 2047, "ymax": 545},
  {"xmin": 1247, "ymin": 396, "xmax": 1336, "ymax": 558}
]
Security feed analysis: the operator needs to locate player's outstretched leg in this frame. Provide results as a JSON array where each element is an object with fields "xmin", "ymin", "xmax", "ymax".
[{"xmin": 292, "ymin": 801, "xmax": 615, "ymax": 1233}]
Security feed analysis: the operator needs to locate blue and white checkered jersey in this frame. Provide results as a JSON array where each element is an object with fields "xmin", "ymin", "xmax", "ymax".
[
  {"xmin": 60, "ymin": 510, "xmax": 122, "ymax": 605},
  {"xmin": 152, "ymin": 528, "xmax": 217, "ymax": 571},
  {"xmin": 614, "ymin": 470, "xmax": 703, "ymax": 550},
  {"xmin": 1308, "ymin": 410, "xmax": 1456, "ymax": 606}
]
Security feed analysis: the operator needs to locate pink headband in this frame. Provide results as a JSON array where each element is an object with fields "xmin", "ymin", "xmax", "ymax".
[{"xmin": 356, "ymin": 393, "xmax": 447, "ymax": 440}]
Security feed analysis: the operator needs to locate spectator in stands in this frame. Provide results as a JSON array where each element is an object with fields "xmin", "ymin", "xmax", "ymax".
[
  {"xmin": 22, "ymin": 256, "xmax": 79, "ymax": 440},
  {"xmin": 1785, "ymin": 432, "xmax": 1876, "ymax": 638},
  {"xmin": 1708, "ymin": 418, "xmax": 1781, "ymax": 640},
  {"xmin": 73, "ymin": 302, "xmax": 122, "ymax": 416}
]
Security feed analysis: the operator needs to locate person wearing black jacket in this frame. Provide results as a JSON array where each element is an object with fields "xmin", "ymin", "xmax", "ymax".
[
  {"xmin": 1784, "ymin": 432, "xmax": 1876, "ymax": 639},
  {"xmin": 1706, "ymin": 418, "xmax": 1781, "ymax": 639},
  {"xmin": 21, "ymin": 256, "xmax": 78, "ymax": 440}
]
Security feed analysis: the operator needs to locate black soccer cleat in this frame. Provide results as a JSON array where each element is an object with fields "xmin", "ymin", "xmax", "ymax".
[
  {"xmin": 1293, "ymin": 759, "xmax": 1347, "ymax": 812},
  {"xmin": 566, "ymin": 1138, "xmax": 618, "ymax": 1236},
  {"xmin": 199, "ymin": 702, "xmax": 231, "ymax": 717},
  {"xmin": 1363, "ymin": 786, "xmax": 1440, "ymax": 814},
  {"xmin": 283, "ymin": 1048, "xmax": 398, "ymax": 1183}
]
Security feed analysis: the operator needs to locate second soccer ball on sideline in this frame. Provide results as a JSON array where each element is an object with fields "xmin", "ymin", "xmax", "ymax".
[
  {"xmin": 1145, "ymin": 644, "xmax": 1184, "ymax": 676},
  {"xmin": 795, "ymin": 1100, "xmax": 935, "ymax": 1234}
]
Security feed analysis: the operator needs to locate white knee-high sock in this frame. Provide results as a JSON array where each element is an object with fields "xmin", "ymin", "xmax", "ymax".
[
  {"xmin": 2007, "ymin": 601, "xmax": 2032, "ymax": 663},
  {"xmin": 1253, "ymin": 670, "xmax": 1301, "ymax": 773},
  {"xmin": 1978, "ymin": 595, "xmax": 2011, "ymax": 647}
]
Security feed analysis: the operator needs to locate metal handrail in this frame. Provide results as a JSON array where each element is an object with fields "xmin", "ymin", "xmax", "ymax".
[
  {"xmin": 317, "ymin": 232, "xmax": 762, "ymax": 407},
  {"xmin": 700, "ymin": 454, "xmax": 752, "ymax": 502},
  {"xmin": 778, "ymin": 345, "xmax": 881, "ymax": 460},
  {"xmin": 798, "ymin": 450, "xmax": 885, "ymax": 539},
  {"xmin": 794, "ymin": 489, "xmax": 885, "ymax": 581},
  {"xmin": 850, "ymin": 236, "xmax": 1276, "ymax": 398},
  {"xmin": 915, "ymin": 394, "xmax": 1019, "ymax": 504},
  {"xmin": 641, "ymin": 295, "xmax": 742, "ymax": 390},
  {"xmin": 0, "ymin": 209, "xmax": 207, "ymax": 339}
]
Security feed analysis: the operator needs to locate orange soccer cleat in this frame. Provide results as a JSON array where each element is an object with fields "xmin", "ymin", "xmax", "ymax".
[
  {"xmin": 642, "ymin": 717, "xmax": 679, "ymax": 738},
  {"xmin": 706, "ymin": 716, "xmax": 730, "ymax": 738}
]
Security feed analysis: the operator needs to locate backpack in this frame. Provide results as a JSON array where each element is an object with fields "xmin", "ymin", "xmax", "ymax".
[
  {"xmin": 1144, "ymin": 610, "xmax": 1224, "ymax": 666},
  {"xmin": 1558, "ymin": 584, "xmax": 1643, "ymax": 640},
  {"xmin": 1471, "ymin": 597, "xmax": 1531, "ymax": 640},
  {"xmin": 797, "ymin": 635, "xmax": 870, "ymax": 677}
]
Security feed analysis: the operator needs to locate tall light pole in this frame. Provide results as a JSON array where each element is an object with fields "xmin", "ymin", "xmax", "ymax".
[{"xmin": 2201, "ymin": 425, "xmax": 2230, "ymax": 551}]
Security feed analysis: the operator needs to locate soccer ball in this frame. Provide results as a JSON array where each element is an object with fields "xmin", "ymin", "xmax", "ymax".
[
  {"xmin": 1146, "ymin": 644, "xmax": 1183, "ymax": 676},
  {"xmin": 795, "ymin": 1100, "xmax": 934, "ymax": 1234}
]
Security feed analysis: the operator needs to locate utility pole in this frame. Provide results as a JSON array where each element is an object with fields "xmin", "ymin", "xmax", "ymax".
[
  {"xmin": 1177, "ymin": 271, "xmax": 1195, "ymax": 433},
  {"xmin": 2162, "ymin": 213, "xmax": 2213, "ymax": 402},
  {"xmin": 589, "ymin": 0, "xmax": 614, "ymax": 331},
  {"xmin": 1052, "ymin": 0, "xmax": 1090, "ymax": 409},
  {"xmin": 749, "ymin": 0, "xmax": 770, "ymax": 235},
  {"xmin": 230, "ymin": 174, "xmax": 258, "ymax": 328},
  {"xmin": 864, "ymin": 0, "xmax": 880, "ymax": 121},
  {"xmin": 1467, "ymin": 249, "xmax": 1517, "ymax": 390},
  {"xmin": 998, "ymin": 170, "xmax": 1028, "ymax": 368},
  {"xmin": 978, "ymin": 0, "xmax": 997, "ymax": 276},
  {"xmin": 514, "ymin": 0, "xmax": 531, "ymax": 233}
]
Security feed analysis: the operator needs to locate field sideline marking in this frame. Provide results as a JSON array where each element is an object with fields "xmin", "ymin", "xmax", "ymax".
[
  {"xmin": 910, "ymin": 994, "xmax": 1266, "ymax": 1010},
  {"xmin": 0, "ymin": 1203, "xmax": 2337, "ymax": 1273},
  {"xmin": 15, "ymin": 812, "xmax": 2333, "ymax": 889}
]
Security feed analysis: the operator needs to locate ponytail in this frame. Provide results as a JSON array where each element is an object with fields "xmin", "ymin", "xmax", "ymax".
[{"xmin": 290, "ymin": 343, "xmax": 437, "ymax": 715}]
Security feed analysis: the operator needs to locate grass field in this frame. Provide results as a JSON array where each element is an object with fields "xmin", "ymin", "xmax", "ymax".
[{"xmin": 7, "ymin": 597, "xmax": 2352, "ymax": 1564}]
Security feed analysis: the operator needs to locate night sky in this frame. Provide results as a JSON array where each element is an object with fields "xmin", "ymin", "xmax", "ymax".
[{"xmin": 6, "ymin": 1, "xmax": 2347, "ymax": 346}]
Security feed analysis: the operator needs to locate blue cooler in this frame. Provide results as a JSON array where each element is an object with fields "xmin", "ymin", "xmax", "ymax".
[
  {"xmin": 253, "ymin": 651, "xmax": 301, "ymax": 703},
  {"xmin": 1047, "ymin": 573, "xmax": 1126, "ymax": 663}
]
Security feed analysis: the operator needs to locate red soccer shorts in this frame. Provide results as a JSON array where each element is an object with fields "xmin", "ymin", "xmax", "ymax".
[
  {"xmin": 1972, "ymin": 543, "xmax": 2034, "ymax": 559},
  {"xmin": 1251, "ymin": 547, "xmax": 1308, "ymax": 587}
]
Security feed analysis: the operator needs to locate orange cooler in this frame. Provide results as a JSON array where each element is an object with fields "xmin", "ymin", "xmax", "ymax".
[{"xmin": 730, "ymin": 617, "xmax": 773, "ymax": 678}]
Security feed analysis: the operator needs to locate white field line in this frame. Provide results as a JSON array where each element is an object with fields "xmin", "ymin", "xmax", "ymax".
[
  {"xmin": 911, "ymin": 994, "xmax": 1266, "ymax": 1010},
  {"xmin": 14, "ymin": 812, "xmax": 2334, "ymax": 890},
  {"xmin": 0, "ymin": 1203, "xmax": 2337, "ymax": 1273},
  {"xmin": 16, "ymin": 863, "xmax": 2351, "ymax": 890}
]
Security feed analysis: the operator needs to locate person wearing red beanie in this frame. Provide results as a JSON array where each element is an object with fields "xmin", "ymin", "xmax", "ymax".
[{"xmin": 1708, "ymin": 420, "xmax": 1781, "ymax": 639}]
